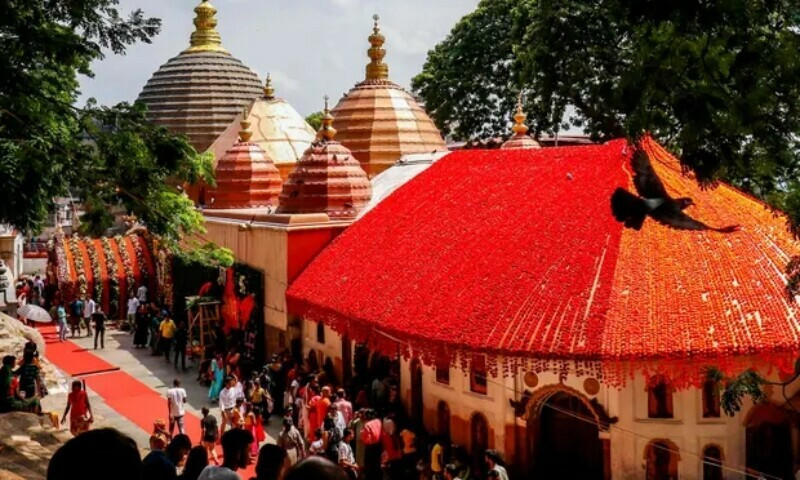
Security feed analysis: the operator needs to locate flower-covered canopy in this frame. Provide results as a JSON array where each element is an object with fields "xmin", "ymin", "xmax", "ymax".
[
  {"xmin": 51, "ymin": 233, "xmax": 159, "ymax": 319},
  {"xmin": 286, "ymin": 137, "xmax": 800, "ymax": 386}
]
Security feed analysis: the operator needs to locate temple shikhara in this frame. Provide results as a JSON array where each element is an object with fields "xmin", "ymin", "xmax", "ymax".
[{"xmin": 25, "ymin": 1, "xmax": 800, "ymax": 479}]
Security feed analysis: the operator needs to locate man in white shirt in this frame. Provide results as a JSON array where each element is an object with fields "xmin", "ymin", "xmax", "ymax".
[
  {"xmin": 126, "ymin": 293, "xmax": 139, "ymax": 332},
  {"xmin": 137, "ymin": 284, "xmax": 147, "ymax": 303},
  {"xmin": 166, "ymin": 378, "xmax": 187, "ymax": 436},
  {"xmin": 218, "ymin": 377, "xmax": 239, "ymax": 438},
  {"xmin": 82, "ymin": 297, "xmax": 95, "ymax": 337}
]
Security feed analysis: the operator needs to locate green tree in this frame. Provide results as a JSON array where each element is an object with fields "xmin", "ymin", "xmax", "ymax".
[
  {"xmin": 412, "ymin": 0, "xmax": 519, "ymax": 141},
  {"xmin": 305, "ymin": 111, "xmax": 324, "ymax": 131},
  {"xmin": 0, "ymin": 0, "xmax": 223, "ymax": 260}
]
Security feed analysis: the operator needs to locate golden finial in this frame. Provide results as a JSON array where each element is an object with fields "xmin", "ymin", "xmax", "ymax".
[
  {"xmin": 239, "ymin": 105, "xmax": 253, "ymax": 142},
  {"xmin": 319, "ymin": 95, "xmax": 337, "ymax": 141},
  {"xmin": 183, "ymin": 0, "xmax": 229, "ymax": 54},
  {"xmin": 263, "ymin": 73, "xmax": 275, "ymax": 99},
  {"xmin": 512, "ymin": 92, "xmax": 529, "ymax": 136},
  {"xmin": 365, "ymin": 14, "xmax": 388, "ymax": 81}
]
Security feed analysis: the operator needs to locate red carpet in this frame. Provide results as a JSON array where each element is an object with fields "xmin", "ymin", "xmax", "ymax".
[{"xmin": 41, "ymin": 326, "xmax": 257, "ymax": 477}]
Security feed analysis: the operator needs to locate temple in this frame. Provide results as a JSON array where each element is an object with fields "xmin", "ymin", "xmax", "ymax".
[{"xmin": 128, "ymin": 4, "xmax": 800, "ymax": 479}]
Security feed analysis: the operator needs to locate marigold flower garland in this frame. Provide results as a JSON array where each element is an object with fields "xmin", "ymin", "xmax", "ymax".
[
  {"xmin": 101, "ymin": 237, "xmax": 120, "ymax": 316},
  {"xmin": 115, "ymin": 235, "xmax": 137, "ymax": 297},
  {"xmin": 68, "ymin": 235, "xmax": 88, "ymax": 298},
  {"xmin": 86, "ymin": 239, "xmax": 103, "ymax": 305},
  {"xmin": 131, "ymin": 234, "xmax": 149, "ymax": 292}
]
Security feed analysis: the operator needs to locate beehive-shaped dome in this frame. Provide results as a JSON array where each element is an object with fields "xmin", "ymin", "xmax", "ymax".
[
  {"xmin": 331, "ymin": 15, "xmax": 446, "ymax": 179},
  {"xmin": 136, "ymin": 0, "xmax": 262, "ymax": 153},
  {"xmin": 208, "ymin": 75, "xmax": 317, "ymax": 180},
  {"xmin": 501, "ymin": 95, "xmax": 541, "ymax": 150},
  {"xmin": 210, "ymin": 108, "xmax": 283, "ymax": 209},
  {"xmin": 277, "ymin": 99, "xmax": 372, "ymax": 219}
]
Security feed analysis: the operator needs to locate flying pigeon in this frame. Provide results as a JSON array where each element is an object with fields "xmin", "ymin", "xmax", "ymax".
[{"xmin": 610, "ymin": 149, "xmax": 739, "ymax": 233}]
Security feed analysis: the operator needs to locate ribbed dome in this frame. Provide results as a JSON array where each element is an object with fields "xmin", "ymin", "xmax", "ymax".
[
  {"xmin": 136, "ymin": 1, "xmax": 262, "ymax": 153},
  {"xmin": 209, "ymin": 114, "xmax": 283, "ymax": 209},
  {"xmin": 277, "ymin": 103, "xmax": 372, "ymax": 219},
  {"xmin": 331, "ymin": 16, "xmax": 445, "ymax": 179}
]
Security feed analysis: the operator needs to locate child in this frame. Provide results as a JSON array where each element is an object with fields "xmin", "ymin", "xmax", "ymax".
[
  {"xmin": 309, "ymin": 428, "xmax": 325, "ymax": 456},
  {"xmin": 149, "ymin": 418, "xmax": 170, "ymax": 450},
  {"xmin": 231, "ymin": 398, "xmax": 245, "ymax": 429},
  {"xmin": 200, "ymin": 407, "xmax": 220, "ymax": 465},
  {"xmin": 61, "ymin": 379, "xmax": 92, "ymax": 436}
]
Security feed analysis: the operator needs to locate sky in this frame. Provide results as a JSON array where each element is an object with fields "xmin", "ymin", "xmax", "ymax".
[{"xmin": 78, "ymin": 0, "xmax": 480, "ymax": 117}]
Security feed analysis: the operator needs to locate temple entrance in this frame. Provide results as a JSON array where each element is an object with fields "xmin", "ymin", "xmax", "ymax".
[
  {"xmin": 528, "ymin": 389, "xmax": 604, "ymax": 479},
  {"xmin": 410, "ymin": 358, "xmax": 423, "ymax": 423},
  {"xmin": 746, "ymin": 403, "xmax": 793, "ymax": 480}
]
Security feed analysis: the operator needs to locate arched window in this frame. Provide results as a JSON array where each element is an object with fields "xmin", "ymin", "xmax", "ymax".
[
  {"xmin": 435, "ymin": 358, "xmax": 450, "ymax": 385},
  {"xmin": 644, "ymin": 439, "xmax": 680, "ymax": 480},
  {"xmin": 702, "ymin": 444, "xmax": 723, "ymax": 480},
  {"xmin": 437, "ymin": 401, "xmax": 451, "ymax": 439},
  {"xmin": 471, "ymin": 412, "xmax": 490, "ymax": 474},
  {"xmin": 307, "ymin": 348, "xmax": 319, "ymax": 372},
  {"xmin": 316, "ymin": 321, "xmax": 325, "ymax": 344},
  {"xmin": 470, "ymin": 355, "xmax": 488, "ymax": 395},
  {"xmin": 701, "ymin": 379, "xmax": 720, "ymax": 418},
  {"xmin": 410, "ymin": 359, "xmax": 423, "ymax": 422},
  {"xmin": 647, "ymin": 377, "xmax": 674, "ymax": 419}
]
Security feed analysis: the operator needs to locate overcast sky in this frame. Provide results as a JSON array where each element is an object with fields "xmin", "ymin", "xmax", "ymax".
[{"xmin": 78, "ymin": 0, "xmax": 479, "ymax": 116}]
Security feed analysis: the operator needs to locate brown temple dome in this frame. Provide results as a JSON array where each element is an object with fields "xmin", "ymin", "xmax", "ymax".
[
  {"xmin": 136, "ymin": 0, "xmax": 262, "ymax": 153},
  {"xmin": 277, "ymin": 98, "xmax": 372, "ymax": 219},
  {"xmin": 501, "ymin": 94, "xmax": 541, "ymax": 150},
  {"xmin": 331, "ymin": 15, "xmax": 446, "ymax": 179},
  {"xmin": 209, "ymin": 107, "xmax": 283, "ymax": 209}
]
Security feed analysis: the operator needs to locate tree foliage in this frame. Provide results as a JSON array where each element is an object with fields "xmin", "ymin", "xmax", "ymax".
[
  {"xmin": 0, "ymin": 0, "xmax": 215, "ymax": 252},
  {"xmin": 412, "ymin": 0, "xmax": 519, "ymax": 141},
  {"xmin": 415, "ymin": 0, "xmax": 800, "ymax": 230},
  {"xmin": 305, "ymin": 111, "xmax": 324, "ymax": 132}
]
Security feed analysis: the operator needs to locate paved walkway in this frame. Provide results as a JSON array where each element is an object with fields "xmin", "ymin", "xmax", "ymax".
[{"xmin": 42, "ymin": 326, "xmax": 280, "ymax": 455}]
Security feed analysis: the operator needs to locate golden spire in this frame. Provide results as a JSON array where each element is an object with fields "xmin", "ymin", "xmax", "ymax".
[
  {"xmin": 512, "ymin": 92, "xmax": 529, "ymax": 136},
  {"xmin": 319, "ymin": 95, "xmax": 337, "ymax": 141},
  {"xmin": 365, "ymin": 14, "xmax": 389, "ymax": 81},
  {"xmin": 183, "ymin": 0, "xmax": 229, "ymax": 54},
  {"xmin": 239, "ymin": 105, "xmax": 253, "ymax": 142},
  {"xmin": 263, "ymin": 73, "xmax": 275, "ymax": 99}
]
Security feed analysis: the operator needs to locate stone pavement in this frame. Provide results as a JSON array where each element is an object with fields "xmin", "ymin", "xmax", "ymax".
[{"xmin": 46, "ymin": 326, "xmax": 280, "ymax": 450}]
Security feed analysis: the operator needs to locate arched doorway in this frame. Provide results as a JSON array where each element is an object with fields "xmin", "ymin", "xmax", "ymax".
[
  {"xmin": 471, "ymin": 412, "xmax": 489, "ymax": 476},
  {"xmin": 307, "ymin": 348, "xmax": 319, "ymax": 372},
  {"xmin": 410, "ymin": 359, "xmax": 423, "ymax": 423},
  {"xmin": 644, "ymin": 439, "xmax": 680, "ymax": 480},
  {"xmin": 702, "ymin": 444, "xmax": 723, "ymax": 480},
  {"xmin": 437, "ymin": 401, "xmax": 451, "ymax": 440},
  {"xmin": 528, "ymin": 388, "xmax": 605, "ymax": 479},
  {"xmin": 746, "ymin": 403, "xmax": 793, "ymax": 480}
]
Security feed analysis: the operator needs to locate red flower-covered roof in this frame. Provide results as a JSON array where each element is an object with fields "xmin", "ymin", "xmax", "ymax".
[{"xmin": 286, "ymin": 137, "xmax": 800, "ymax": 386}]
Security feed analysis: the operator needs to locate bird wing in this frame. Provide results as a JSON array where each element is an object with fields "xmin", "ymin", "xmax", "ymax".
[
  {"xmin": 632, "ymin": 149, "xmax": 671, "ymax": 200},
  {"xmin": 651, "ymin": 205, "xmax": 738, "ymax": 233}
]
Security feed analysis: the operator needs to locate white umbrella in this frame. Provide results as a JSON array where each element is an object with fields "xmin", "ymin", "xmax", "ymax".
[{"xmin": 17, "ymin": 304, "xmax": 52, "ymax": 323}]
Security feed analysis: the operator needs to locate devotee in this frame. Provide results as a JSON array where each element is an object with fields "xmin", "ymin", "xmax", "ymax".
[
  {"xmin": 47, "ymin": 428, "xmax": 141, "ymax": 480},
  {"xmin": 56, "ymin": 300, "xmax": 68, "ymax": 342},
  {"xmin": 200, "ymin": 406, "xmax": 220, "ymax": 465},
  {"xmin": 16, "ymin": 349, "xmax": 43, "ymax": 400},
  {"xmin": 430, "ymin": 437, "xmax": 445, "ymax": 480},
  {"xmin": 337, "ymin": 428, "xmax": 359, "ymax": 480},
  {"xmin": 252, "ymin": 444, "xmax": 288, "ymax": 480},
  {"xmin": 360, "ymin": 409, "xmax": 383, "ymax": 480},
  {"xmin": 484, "ymin": 450, "xmax": 509, "ymax": 480},
  {"xmin": 208, "ymin": 353, "xmax": 225, "ymax": 403},
  {"xmin": 277, "ymin": 417, "xmax": 306, "ymax": 466},
  {"xmin": 159, "ymin": 313, "xmax": 177, "ymax": 362},
  {"xmin": 348, "ymin": 410, "xmax": 366, "ymax": 469},
  {"xmin": 68, "ymin": 296, "xmax": 83, "ymax": 337},
  {"xmin": 220, "ymin": 376, "xmax": 240, "ymax": 436},
  {"xmin": 126, "ymin": 291, "xmax": 140, "ymax": 332},
  {"xmin": 174, "ymin": 320, "xmax": 189, "ymax": 370},
  {"xmin": 134, "ymin": 304, "xmax": 150, "ymax": 348},
  {"xmin": 309, "ymin": 428, "xmax": 325, "ymax": 456},
  {"xmin": 142, "ymin": 433, "xmax": 192, "ymax": 480},
  {"xmin": 443, "ymin": 464, "xmax": 461, "ymax": 480},
  {"xmin": 61, "ymin": 379, "xmax": 92, "ymax": 436},
  {"xmin": 82, "ymin": 295, "xmax": 95, "ymax": 337},
  {"xmin": 167, "ymin": 378, "xmax": 188, "ymax": 436},
  {"xmin": 198, "ymin": 429, "xmax": 254, "ymax": 480},
  {"xmin": 334, "ymin": 388, "xmax": 353, "ymax": 425},
  {"xmin": 91, "ymin": 305, "xmax": 107, "ymax": 349},
  {"xmin": 137, "ymin": 283, "xmax": 148, "ymax": 304},
  {"xmin": 180, "ymin": 446, "xmax": 210, "ymax": 480},
  {"xmin": 0, "ymin": 355, "xmax": 39, "ymax": 414},
  {"xmin": 284, "ymin": 457, "xmax": 348, "ymax": 480}
]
